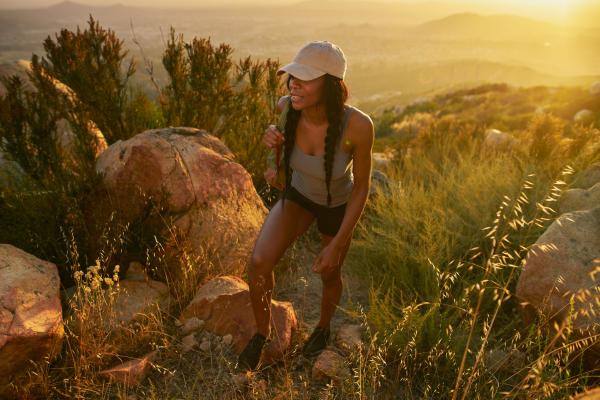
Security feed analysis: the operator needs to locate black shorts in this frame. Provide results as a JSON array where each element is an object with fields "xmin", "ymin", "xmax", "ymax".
[{"xmin": 283, "ymin": 185, "xmax": 348, "ymax": 237}]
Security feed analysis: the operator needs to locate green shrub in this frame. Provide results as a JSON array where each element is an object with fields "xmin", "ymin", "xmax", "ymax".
[
  {"xmin": 526, "ymin": 113, "xmax": 567, "ymax": 167},
  {"xmin": 40, "ymin": 16, "xmax": 151, "ymax": 144},
  {"xmin": 0, "ymin": 58, "xmax": 67, "ymax": 186},
  {"xmin": 160, "ymin": 29, "xmax": 285, "ymax": 178}
]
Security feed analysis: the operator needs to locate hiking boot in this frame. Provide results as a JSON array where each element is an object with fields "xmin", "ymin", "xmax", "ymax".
[
  {"xmin": 302, "ymin": 326, "xmax": 330, "ymax": 355},
  {"xmin": 237, "ymin": 333, "xmax": 268, "ymax": 372}
]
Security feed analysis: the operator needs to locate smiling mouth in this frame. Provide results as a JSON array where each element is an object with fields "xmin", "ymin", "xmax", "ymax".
[{"xmin": 291, "ymin": 95, "xmax": 303, "ymax": 101}]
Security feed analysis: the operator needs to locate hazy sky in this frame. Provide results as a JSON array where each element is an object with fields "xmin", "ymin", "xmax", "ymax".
[
  {"xmin": 1, "ymin": 0, "xmax": 596, "ymax": 10},
  {"xmin": 1, "ymin": 0, "xmax": 597, "ymax": 26}
]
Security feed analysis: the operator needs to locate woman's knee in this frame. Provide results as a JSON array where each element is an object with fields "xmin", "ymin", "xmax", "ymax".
[
  {"xmin": 249, "ymin": 252, "xmax": 273, "ymax": 278},
  {"xmin": 321, "ymin": 269, "xmax": 343, "ymax": 288}
]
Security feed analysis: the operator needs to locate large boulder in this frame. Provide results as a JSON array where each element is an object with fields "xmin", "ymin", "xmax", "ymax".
[
  {"xmin": 95, "ymin": 128, "xmax": 268, "ymax": 275},
  {"xmin": 559, "ymin": 183, "xmax": 600, "ymax": 215},
  {"xmin": 579, "ymin": 163, "xmax": 600, "ymax": 190},
  {"xmin": 180, "ymin": 276, "xmax": 297, "ymax": 364},
  {"xmin": 0, "ymin": 60, "xmax": 36, "ymax": 95},
  {"xmin": 0, "ymin": 245, "xmax": 64, "ymax": 387},
  {"xmin": 369, "ymin": 170, "xmax": 401, "ymax": 197},
  {"xmin": 516, "ymin": 208, "xmax": 600, "ymax": 365}
]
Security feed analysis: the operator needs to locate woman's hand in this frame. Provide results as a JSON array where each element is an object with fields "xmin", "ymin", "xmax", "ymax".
[
  {"xmin": 263, "ymin": 125, "xmax": 285, "ymax": 149},
  {"xmin": 264, "ymin": 167, "xmax": 284, "ymax": 190},
  {"xmin": 312, "ymin": 242, "xmax": 342, "ymax": 274}
]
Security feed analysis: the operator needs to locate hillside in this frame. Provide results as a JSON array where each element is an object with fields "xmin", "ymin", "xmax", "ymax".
[{"xmin": 411, "ymin": 12, "xmax": 580, "ymax": 40}]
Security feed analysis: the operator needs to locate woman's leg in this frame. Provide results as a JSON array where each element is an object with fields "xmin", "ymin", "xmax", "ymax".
[
  {"xmin": 249, "ymin": 199, "xmax": 316, "ymax": 338},
  {"xmin": 317, "ymin": 229, "xmax": 354, "ymax": 330}
]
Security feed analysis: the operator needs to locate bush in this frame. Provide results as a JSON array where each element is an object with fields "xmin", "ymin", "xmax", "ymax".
[
  {"xmin": 526, "ymin": 113, "xmax": 566, "ymax": 168},
  {"xmin": 0, "ymin": 58, "xmax": 67, "ymax": 186},
  {"xmin": 40, "ymin": 16, "xmax": 152, "ymax": 144},
  {"xmin": 161, "ymin": 28, "xmax": 285, "ymax": 178}
]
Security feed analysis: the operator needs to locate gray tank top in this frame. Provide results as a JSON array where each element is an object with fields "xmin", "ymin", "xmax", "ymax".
[{"xmin": 289, "ymin": 105, "xmax": 355, "ymax": 207}]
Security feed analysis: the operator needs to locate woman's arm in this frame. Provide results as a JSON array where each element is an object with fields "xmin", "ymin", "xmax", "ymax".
[
  {"xmin": 312, "ymin": 110, "xmax": 374, "ymax": 273},
  {"xmin": 331, "ymin": 110, "xmax": 374, "ymax": 247},
  {"xmin": 264, "ymin": 96, "xmax": 290, "ymax": 189}
]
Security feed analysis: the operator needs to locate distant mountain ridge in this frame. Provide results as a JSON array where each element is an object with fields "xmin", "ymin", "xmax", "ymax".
[{"xmin": 412, "ymin": 12, "xmax": 577, "ymax": 39}]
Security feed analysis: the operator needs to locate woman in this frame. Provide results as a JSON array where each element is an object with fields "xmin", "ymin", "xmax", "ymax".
[{"xmin": 237, "ymin": 41, "xmax": 374, "ymax": 372}]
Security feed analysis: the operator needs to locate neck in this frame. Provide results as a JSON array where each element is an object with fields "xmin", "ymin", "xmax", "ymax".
[{"xmin": 301, "ymin": 103, "xmax": 328, "ymax": 127}]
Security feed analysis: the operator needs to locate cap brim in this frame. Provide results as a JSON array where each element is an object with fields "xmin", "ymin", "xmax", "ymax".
[{"xmin": 277, "ymin": 62, "xmax": 326, "ymax": 81}]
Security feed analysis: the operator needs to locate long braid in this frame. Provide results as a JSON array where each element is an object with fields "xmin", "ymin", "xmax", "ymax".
[
  {"xmin": 322, "ymin": 75, "xmax": 348, "ymax": 207},
  {"xmin": 280, "ymin": 97, "xmax": 301, "ymax": 210}
]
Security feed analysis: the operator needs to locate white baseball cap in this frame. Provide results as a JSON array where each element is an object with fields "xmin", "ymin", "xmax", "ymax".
[{"xmin": 277, "ymin": 41, "xmax": 346, "ymax": 81}]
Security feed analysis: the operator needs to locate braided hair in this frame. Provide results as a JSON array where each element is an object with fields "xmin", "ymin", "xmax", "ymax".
[{"xmin": 281, "ymin": 74, "xmax": 350, "ymax": 209}]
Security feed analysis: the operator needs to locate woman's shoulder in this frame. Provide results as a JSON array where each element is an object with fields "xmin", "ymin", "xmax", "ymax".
[
  {"xmin": 344, "ymin": 105, "xmax": 374, "ymax": 149},
  {"xmin": 346, "ymin": 105, "xmax": 373, "ymax": 131}
]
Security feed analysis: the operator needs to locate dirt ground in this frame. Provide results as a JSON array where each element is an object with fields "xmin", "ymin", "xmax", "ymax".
[{"xmin": 132, "ymin": 221, "xmax": 371, "ymax": 400}]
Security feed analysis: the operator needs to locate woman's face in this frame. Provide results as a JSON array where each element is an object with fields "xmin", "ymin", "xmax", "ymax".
[{"xmin": 288, "ymin": 74, "xmax": 326, "ymax": 111}]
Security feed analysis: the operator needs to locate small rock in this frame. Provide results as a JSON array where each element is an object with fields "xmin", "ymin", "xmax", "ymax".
[
  {"xmin": 312, "ymin": 350, "xmax": 348, "ymax": 386},
  {"xmin": 483, "ymin": 129, "xmax": 517, "ymax": 152},
  {"xmin": 181, "ymin": 333, "xmax": 198, "ymax": 352},
  {"xmin": 484, "ymin": 348, "xmax": 525, "ymax": 374},
  {"xmin": 590, "ymin": 81, "xmax": 600, "ymax": 96},
  {"xmin": 183, "ymin": 317, "xmax": 205, "ymax": 332},
  {"xmin": 334, "ymin": 324, "xmax": 368, "ymax": 355},
  {"xmin": 98, "ymin": 350, "xmax": 158, "ymax": 386},
  {"xmin": 174, "ymin": 319, "xmax": 184, "ymax": 327},
  {"xmin": 199, "ymin": 341, "xmax": 211, "ymax": 352},
  {"xmin": 126, "ymin": 261, "xmax": 147, "ymax": 281},
  {"xmin": 392, "ymin": 104, "xmax": 406, "ymax": 115},
  {"xmin": 574, "ymin": 109, "xmax": 593, "ymax": 122},
  {"xmin": 231, "ymin": 373, "xmax": 248, "ymax": 389},
  {"xmin": 111, "ymin": 278, "xmax": 171, "ymax": 328},
  {"xmin": 222, "ymin": 333, "xmax": 233, "ymax": 346},
  {"xmin": 372, "ymin": 153, "xmax": 392, "ymax": 168},
  {"xmin": 256, "ymin": 379, "xmax": 268, "ymax": 392}
]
